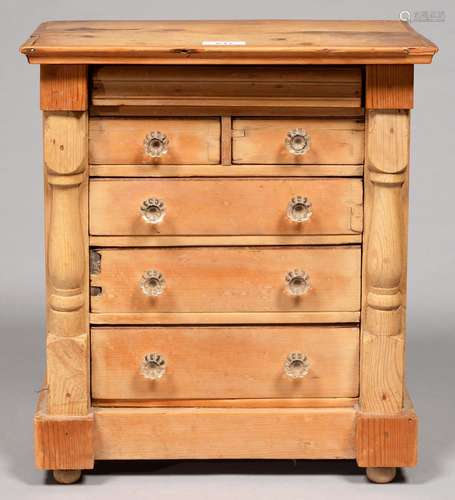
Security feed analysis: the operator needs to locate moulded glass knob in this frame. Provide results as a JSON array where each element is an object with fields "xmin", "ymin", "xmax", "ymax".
[
  {"xmin": 140, "ymin": 270, "xmax": 166, "ymax": 296},
  {"xmin": 285, "ymin": 269, "xmax": 311, "ymax": 296},
  {"xmin": 284, "ymin": 352, "xmax": 310, "ymax": 379},
  {"xmin": 141, "ymin": 353, "xmax": 166, "ymax": 380},
  {"xmin": 140, "ymin": 198, "xmax": 166, "ymax": 224},
  {"xmin": 144, "ymin": 131, "xmax": 169, "ymax": 158},
  {"xmin": 285, "ymin": 128, "xmax": 311, "ymax": 155},
  {"xmin": 287, "ymin": 196, "xmax": 312, "ymax": 223}
]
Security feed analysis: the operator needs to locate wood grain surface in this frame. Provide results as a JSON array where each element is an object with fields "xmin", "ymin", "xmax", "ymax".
[
  {"xmin": 91, "ymin": 65, "xmax": 362, "ymax": 109},
  {"xmin": 44, "ymin": 111, "xmax": 89, "ymax": 416},
  {"xmin": 89, "ymin": 177, "xmax": 363, "ymax": 236},
  {"xmin": 89, "ymin": 163, "xmax": 364, "ymax": 178},
  {"xmin": 91, "ymin": 325, "xmax": 359, "ymax": 400},
  {"xmin": 94, "ymin": 406, "xmax": 356, "ymax": 459},
  {"xmin": 360, "ymin": 110, "xmax": 410, "ymax": 414},
  {"xmin": 90, "ymin": 246, "xmax": 361, "ymax": 314},
  {"xmin": 356, "ymin": 393, "xmax": 418, "ymax": 467},
  {"xmin": 365, "ymin": 65, "xmax": 414, "ymax": 109},
  {"xmin": 93, "ymin": 397, "xmax": 358, "ymax": 408},
  {"xmin": 20, "ymin": 20, "xmax": 438, "ymax": 64},
  {"xmin": 89, "ymin": 311, "xmax": 361, "ymax": 325},
  {"xmin": 34, "ymin": 388, "xmax": 94, "ymax": 470},
  {"xmin": 41, "ymin": 65, "xmax": 88, "ymax": 111},
  {"xmin": 89, "ymin": 118, "xmax": 220, "ymax": 165},
  {"xmin": 232, "ymin": 118, "xmax": 364, "ymax": 164}
]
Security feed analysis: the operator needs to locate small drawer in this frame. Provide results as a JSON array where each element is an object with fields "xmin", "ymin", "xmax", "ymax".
[
  {"xmin": 90, "ymin": 246, "xmax": 361, "ymax": 314},
  {"xmin": 89, "ymin": 118, "xmax": 221, "ymax": 164},
  {"xmin": 91, "ymin": 325, "xmax": 360, "ymax": 400},
  {"xmin": 89, "ymin": 178, "xmax": 363, "ymax": 236},
  {"xmin": 232, "ymin": 118, "xmax": 364, "ymax": 164}
]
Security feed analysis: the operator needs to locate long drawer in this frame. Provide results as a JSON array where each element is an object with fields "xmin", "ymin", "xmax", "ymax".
[
  {"xmin": 89, "ymin": 178, "xmax": 363, "ymax": 236},
  {"xmin": 91, "ymin": 326, "xmax": 360, "ymax": 400},
  {"xmin": 90, "ymin": 246, "xmax": 361, "ymax": 314},
  {"xmin": 91, "ymin": 65, "xmax": 363, "ymax": 111},
  {"xmin": 89, "ymin": 118, "xmax": 221, "ymax": 164},
  {"xmin": 232, "ymin": 118, "xmax": 364, "ymax": 164}
]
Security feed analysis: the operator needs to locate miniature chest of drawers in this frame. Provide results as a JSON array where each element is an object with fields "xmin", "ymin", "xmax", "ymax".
[{"xmin": 20, "ymin": 20, "xmax": 438, "ymax": 484}]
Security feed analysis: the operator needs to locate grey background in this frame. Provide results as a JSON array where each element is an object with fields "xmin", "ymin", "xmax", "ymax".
[{"xmin": 1, "ymin": 0, "xmax": 454, "ymax": 498}]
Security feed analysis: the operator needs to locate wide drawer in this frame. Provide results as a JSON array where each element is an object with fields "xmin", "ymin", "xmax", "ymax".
[
  {"xmin": 91, "ymin": 65, "xmax": 363, "ymax": 112},
  {"xmin": 90, "ymin": 246, "xmax": 361, "ymax": 314},
  {"xmin": 89, "ymin": 118, "xmax": 221, "ymax": 164},
  {"xmin": 89, "ymin": 178, "xmax": 363, "ymax": 236},
  {"xmin": 232, "ymin": 118, "xmax": 364, "ymax": 164},
  {"xmin": 91, "ymin": 326, "xmax": 360, "ymax": 400}
]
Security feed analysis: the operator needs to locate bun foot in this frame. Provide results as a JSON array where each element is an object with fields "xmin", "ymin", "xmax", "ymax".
[
  {"xmin": 52, "ymin": 469, "xmax": 82, "ymax": 484},
  {"xmin": 366, "ymin": 467, "xmax": 397, "ymax": 484}
]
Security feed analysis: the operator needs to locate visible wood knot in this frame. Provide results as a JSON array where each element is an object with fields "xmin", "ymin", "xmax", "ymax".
[{"xmin": 172, "ymin": 48, "xmax": 197, "ymax": 57}]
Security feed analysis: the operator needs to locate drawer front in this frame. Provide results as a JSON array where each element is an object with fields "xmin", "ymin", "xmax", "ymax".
[
  {"xmin": 89, "ymin": 118, "xmax": 220, "ymax": 164},
  {"xmin": 91, "ymin": 65, "xmax": 362, "ymax": 111},
  {"xmin": 90, "ymin": 246, "xmax": 361, "ymax": 314},
  {"xmin": 91, "ymin": 326, "xmax": 360, "ymax": 400},
  {"xmin": 232, "ymin": 118, "xmax": 364, "ymax": 164},
  {"xmin": 90, "ymin": 178, "xmax": 363, "ymax": 236}
]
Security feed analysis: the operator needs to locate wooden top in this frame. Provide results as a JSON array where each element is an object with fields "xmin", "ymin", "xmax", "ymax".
[{"xmin": 20, "ymin": 20, "xmax": 438, "ymax": 65}]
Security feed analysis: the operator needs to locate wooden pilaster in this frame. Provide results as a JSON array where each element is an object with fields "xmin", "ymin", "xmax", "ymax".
[
  {"xmin": 44, "ymin": 110, "xmax": 89, "ymax": 416},
  {"xmin": 360, "ymin": 108, "xmax": 409, "ymax": 414},
  {"xmin": 42, "ymin": 66, "xmax": 90, "ymax": 418},
  {"xmin": 37, "ymin": 65, "xmax": 93, "ymax": 474},
  {"xmin": 357, "ymin": 65, "xmax": 416, "ymax": 470}
]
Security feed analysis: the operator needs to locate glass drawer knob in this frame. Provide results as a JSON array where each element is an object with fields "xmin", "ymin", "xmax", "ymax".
[
  {"xmin": 284, "ymin": 352, "xmax": 310, "ymax": 378},
  {"xmin": 285, "ymin": 269, "xmax": 311, "ymax": 296},
  {"xmin": 287, "ymin": 196, "xmax": 312, "ymax": 222},
  {"xmin": 141, "ymin": 353, "xmax": 166, "ymax": 380},
  {"xmin": 144, "ymin": 131, "xmax": 169, "ymax": 158},
  {"xmin": 285, "ymin": 128, "xmax": 311, "ymax": 155},
  {"xmin": 140, "ymin": 270, "xmax": 166, "ymax": 297},
  {"xmin": 140, "ymin": 198, "xmax": 166, "ymax": 224}
]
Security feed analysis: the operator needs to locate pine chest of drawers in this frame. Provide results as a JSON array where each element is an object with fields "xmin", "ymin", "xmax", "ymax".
[{"xmin": 20, "ymin": 20, "xmax": 438, "ymax": 484}]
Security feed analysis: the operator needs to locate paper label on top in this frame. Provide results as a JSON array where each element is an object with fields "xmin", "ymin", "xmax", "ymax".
[{"xmin": 202, "ymin": 41, "xmax": 246, "ymax": 46}]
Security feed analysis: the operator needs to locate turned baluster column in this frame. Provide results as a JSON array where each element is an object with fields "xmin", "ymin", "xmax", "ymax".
[
  {"xmin": 361, "ymin": 109, "xmax": 409, "ymax": 413},
  {"xmin": 359, "ymin": 65, "xmax": 414, "ymax": 416},
  {"xmin": 356, "ymin": 64, "xmax": 418, "ymax": 471},
  {"xmin": 42, "ymin": 65, "xmax": 89, "ymax": 416}
]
